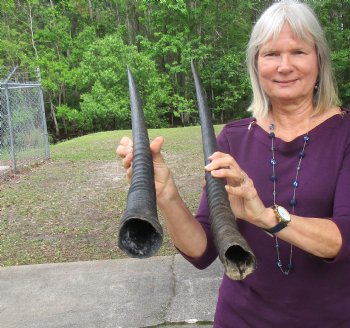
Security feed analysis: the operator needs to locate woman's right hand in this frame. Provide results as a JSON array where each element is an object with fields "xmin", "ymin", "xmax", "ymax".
[
  {"xmin": 116, "ymin": 136, "xmax": 178, "ymax": 202},
  {"xmin": 117, "ymin": 136, "xmax": 207, "ymax": 258},
  {"xmin": 116, "ymin": 136, "xmax": 134, "ymax": 184}
]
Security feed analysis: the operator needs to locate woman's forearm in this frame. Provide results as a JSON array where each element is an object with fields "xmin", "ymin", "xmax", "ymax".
[
  {"xmin": 157, "ymin": 190, "xmax": 207, "ymax": 258},
  {"xmin": 266, "ymin": 209, "xmax": 343, "ymax": 258}
]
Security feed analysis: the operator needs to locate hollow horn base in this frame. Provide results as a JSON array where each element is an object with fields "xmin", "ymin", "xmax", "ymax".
[
  {"xmin": 222, "ymin": 244, "xmax": 256, "ymax": 280},
  {"xmin": 118, "ymin": 214, "xmax": 163, "ymax": 258}
]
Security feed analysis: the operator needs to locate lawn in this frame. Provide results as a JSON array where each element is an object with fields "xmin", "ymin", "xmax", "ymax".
[{"xmin": 0, "ymin": 125, "xmax": 223, "ymax": 266}]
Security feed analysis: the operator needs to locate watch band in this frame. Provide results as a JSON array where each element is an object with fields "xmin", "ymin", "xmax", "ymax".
[
  {"xmin": 264, "ymin": 221, "xmax": 288, "ymax": 234},
  {"xmin": 263, "ymin": 205, "xmax": 291, "ymax": 235}
]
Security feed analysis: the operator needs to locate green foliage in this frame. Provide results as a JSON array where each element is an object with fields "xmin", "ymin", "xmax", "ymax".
[
  {"xmin": 75, "ymin": 33, "xmax": 171, "ymax": 133},
  {"xmin": 1, "ymin": 0, "xmax": 349, "ymax": 137},
  {"xmin": 312, "ymin": 0, "xmax": 350, "ymax": 105},
  {"xmin": 56, "ymin": 104, "xmax": 81, "ymax": 134}
]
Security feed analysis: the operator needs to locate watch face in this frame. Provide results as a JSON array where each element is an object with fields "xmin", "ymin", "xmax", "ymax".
[{"xmin": 277, "ymin": 206, "xmax": 291, "ymax": 222}]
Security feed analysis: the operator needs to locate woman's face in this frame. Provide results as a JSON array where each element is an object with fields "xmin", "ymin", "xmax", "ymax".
[{"xmin": 257, "ymin": 24, "xmax": 319, "ymax": 107}]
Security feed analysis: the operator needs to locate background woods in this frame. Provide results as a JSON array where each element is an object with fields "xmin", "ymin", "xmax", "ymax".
[{"xmin": 1, "ymin": 0, "xmax": 349, "ymax": 140}]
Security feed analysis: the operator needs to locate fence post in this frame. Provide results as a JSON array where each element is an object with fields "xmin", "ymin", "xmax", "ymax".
[
  {"xmin": 36, "ymin": 67, "xmax": 50, "ymax": 160},
  {"xmin": 4, "ymin": 85, "xmax": 16, "ymax": 171},
  {"xmin": 0, "ymin": 96, "xmax": 2, "ymax": 156}
]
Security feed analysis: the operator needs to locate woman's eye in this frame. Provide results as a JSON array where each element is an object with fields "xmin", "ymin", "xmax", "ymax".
[{"xmin": 265, "ymin": 52, "xmax": 278, "ymax": 57}]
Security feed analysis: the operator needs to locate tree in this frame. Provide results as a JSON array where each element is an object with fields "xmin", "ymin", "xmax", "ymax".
[
  {"xmin": 312, "ymin": 0, "xmax": 350, "ymax": 106},
  {"xmin": 56, "ymin": 33, "xmax": 171, "ymax": 135},
  {"xmin": 1, "ymin": 0, "xmax": 349, "ymax": 137}
]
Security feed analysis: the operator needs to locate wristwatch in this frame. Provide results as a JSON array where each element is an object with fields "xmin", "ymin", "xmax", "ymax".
[{"xmin": 264, "ymin": 205, "xmax": 291, "ymax": 235}]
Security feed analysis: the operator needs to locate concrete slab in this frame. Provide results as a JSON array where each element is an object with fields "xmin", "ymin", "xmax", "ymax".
[
  {"xmin": 165, "ymin": 255, "xmax": 223, "ymax": 324},
  {"xmin": 0, "ymin": 255, "xmax": 223, "ymax": 328}
]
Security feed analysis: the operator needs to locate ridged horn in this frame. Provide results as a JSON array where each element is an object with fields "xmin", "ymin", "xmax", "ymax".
[
  {"xmin": 118, "ymin": 68, "xmax": 163, "ymax": 258},
  {"xmin": 191, "ymin": 60, "xmax": 256, "ymax": 280}
]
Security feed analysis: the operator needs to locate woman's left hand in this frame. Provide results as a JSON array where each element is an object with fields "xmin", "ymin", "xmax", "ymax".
[{"xmin": 205, "ymin": 151, "xmax": 270, "ymax": 228}]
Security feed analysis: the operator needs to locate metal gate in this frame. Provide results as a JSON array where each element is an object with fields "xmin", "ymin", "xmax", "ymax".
[{"xmin": 0, "ymin": 66, "xmax": 50, "ymax": 172}]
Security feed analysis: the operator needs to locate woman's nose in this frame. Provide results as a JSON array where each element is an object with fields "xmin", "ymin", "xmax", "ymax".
[{"xmin": 277, "ymin": 54, "xmax": 293, "ymax": 73}]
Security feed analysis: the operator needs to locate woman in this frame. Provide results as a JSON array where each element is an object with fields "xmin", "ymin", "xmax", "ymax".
[{"xmin": 117, "ymin": 1, "xmax": 350, "ymax": 327}]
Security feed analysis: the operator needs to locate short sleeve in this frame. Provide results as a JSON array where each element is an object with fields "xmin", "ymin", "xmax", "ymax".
[{"xmin": 330, "ymin": 139, "xmax": 350, "ymax": 262}]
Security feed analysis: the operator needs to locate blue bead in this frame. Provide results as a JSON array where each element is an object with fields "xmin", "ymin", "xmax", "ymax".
[
  {"xmin": 303, "ymin": 135, "xmax": 310, "ymax": 142},
  {"xmin": 269, "ymin": 132, "xmax": 275, "ymax": 139},
  {"xmin": 293, "ymin": 180, "xmax": 299, "ymax": 188},
  {"xmin": 298, "ymin": 151, "xmax": 305, "ymax": 158},
  {"xmin": 269, "ymin": 123, "xmax": 275, "ymax": 131},
  {"xmin": 287, "ymin": 263, "xmax": 294, "ymax": 270},
  {"xmin": 277, "ymin": 260, "xmax": 282, "ymax": 268},
  {"xmin": 271, "ymin": 175, "xmax": 278, "ymax": 182},
  {"xmin": 290, "ymin": 199, "xmax": 297, "ymax": 206},
  {"xmin": 270, "ymin": 158, "xmax": 277, "ymax": 166}
]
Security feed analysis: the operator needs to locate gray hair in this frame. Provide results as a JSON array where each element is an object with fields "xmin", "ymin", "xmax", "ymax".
[{"xmin": 246, "ymin": 0, "xmax": 339, "ymax": 118}]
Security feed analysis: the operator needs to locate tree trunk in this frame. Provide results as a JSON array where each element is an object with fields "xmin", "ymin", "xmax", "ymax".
[
  {"xmin": 49, "ymin": 93, "xmax": 60, "ymax": 136},
  {"xmin": 88, "ymin": 0, "xmax": 93, "ymax": 21},
  {"xmin": 27, "ymin": 1, "xmax": 39, "ymax": 60}
]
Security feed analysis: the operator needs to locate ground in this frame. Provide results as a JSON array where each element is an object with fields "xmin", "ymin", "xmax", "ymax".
[{"xmin": 0, "ymin": 127, "xmax": 207, "ymax": 266}]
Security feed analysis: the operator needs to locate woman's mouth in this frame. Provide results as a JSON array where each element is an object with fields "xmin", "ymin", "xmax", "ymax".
[{"xmin": 275, "ymin": 79, "xmax": 297, "ymax": 85}]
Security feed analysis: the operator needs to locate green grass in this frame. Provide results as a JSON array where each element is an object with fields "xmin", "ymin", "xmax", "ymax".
[
  {"xmin": 50, "ymin": 125, "xmax": 223, "ymax": 161},
  {"xmin": 0, "ymin": 125, "xmax": 223, "ymax": 266}
]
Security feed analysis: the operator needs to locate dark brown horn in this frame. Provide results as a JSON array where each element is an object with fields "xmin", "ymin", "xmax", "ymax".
[
  {"xmin": 191, "ymin": 60, "xmax": 256, "ymax": 280},
  {"xmin": 118, "ymin": 68, "xmax": 163, "ymax": 258}
]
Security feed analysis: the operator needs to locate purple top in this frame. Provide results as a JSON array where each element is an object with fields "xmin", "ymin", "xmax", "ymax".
[{"xmin": 184, "ymin": 110, "xmax": 350, "ymax": 327}]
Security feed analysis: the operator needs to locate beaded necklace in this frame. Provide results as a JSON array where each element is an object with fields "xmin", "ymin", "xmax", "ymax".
[{"xmin": 269, "ymin": 122, "xmax": 310, "ymax": 275}]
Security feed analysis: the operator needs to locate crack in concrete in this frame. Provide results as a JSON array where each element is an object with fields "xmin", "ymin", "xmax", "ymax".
[
  {"xmin": 157, "ymin": 254, "xmax": 177, "ymax": 324},
  {"xmin": 153, "ymin": 255, "xmax": 214, "ymax": 328}
]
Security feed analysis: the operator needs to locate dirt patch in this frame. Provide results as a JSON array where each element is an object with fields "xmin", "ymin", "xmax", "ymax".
[
  {"xmin": 0, "ymin": 160, "xmax": 121, "ymax": 265},
  {"xmin": 0, "ymin": 125, "xmax": 217, "ymax": 266},
  {"xmin": 0, "ymin": 153, "xmax": 204, "ymax": 266}
]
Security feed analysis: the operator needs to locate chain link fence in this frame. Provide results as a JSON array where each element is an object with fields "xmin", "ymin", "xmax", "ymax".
[{"xmin": 0, "ymin": 66, "xmax": 50, "ymax": 172}]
